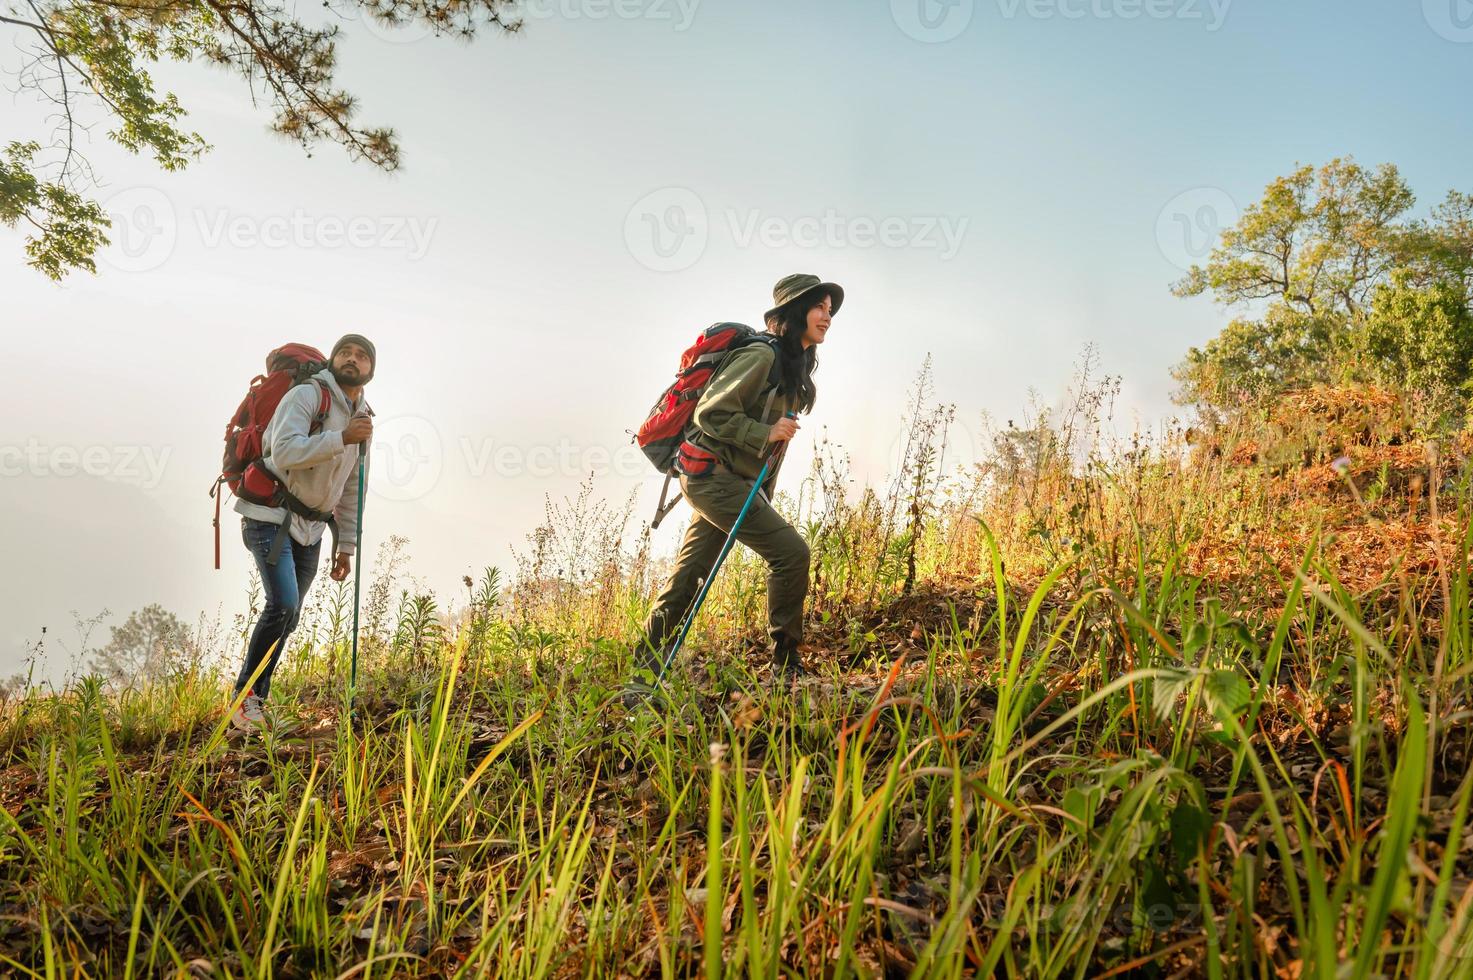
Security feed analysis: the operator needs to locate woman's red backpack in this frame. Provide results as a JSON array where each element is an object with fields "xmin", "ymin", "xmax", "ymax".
[
  {"xmin": 210, "ymin": 344, "xmax": 330, "ymax": 568},
  {"xmin": 636, "ymin": 323, "xmax": 779, "ymax": 526}
]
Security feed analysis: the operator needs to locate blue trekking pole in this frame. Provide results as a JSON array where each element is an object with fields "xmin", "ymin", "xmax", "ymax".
[{"xmin": 650, "ymin": 413, "xmax": 795, "ymax": 692}]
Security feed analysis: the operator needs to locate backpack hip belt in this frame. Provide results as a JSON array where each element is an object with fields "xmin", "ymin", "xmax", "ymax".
[{"xmin": 264, "ymin": 484, "xmax": 339, "ymax": 566}]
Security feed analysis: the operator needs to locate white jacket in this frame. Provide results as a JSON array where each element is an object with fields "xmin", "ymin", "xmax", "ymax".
[{"xmin": 234, "ymin": 368, "xmax": 367, "ymax": 554}]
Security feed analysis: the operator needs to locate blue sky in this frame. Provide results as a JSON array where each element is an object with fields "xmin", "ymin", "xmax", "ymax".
[{"xmin": 1, "ymin": 0, "xmax": 1468, "ymax": 677}]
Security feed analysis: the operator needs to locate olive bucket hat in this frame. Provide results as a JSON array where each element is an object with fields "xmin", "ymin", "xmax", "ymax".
[{"xmin": 765, "ymin": 273, "xmax": 845, "ymax": 321}]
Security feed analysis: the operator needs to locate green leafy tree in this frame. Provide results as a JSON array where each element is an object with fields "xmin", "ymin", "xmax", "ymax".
[
  {"xmin": 1, "ymin": 0, "xmax": 521, "ymax": 278},
  {"xmin": 1172, "ymin": 158, "xmax": 1415, "ymax": 320},
  {"xmin": 1173, "ymin": 159, "xmax": 1473, "ymax": 418},
  {"xmin": 1401, "ymin": 191, "xmax": 1473, "ymax": 300},
  {"xmin": 1358, "ymin": 275, "xmax": 1473, "ymax": 418},
  {"xmin": 89, "ymin": 602, "xmax": 196, "ymax": 685},
  {"xmin": 1172, "ymin": 306, "xmax": 1345, "ymax": 410}
]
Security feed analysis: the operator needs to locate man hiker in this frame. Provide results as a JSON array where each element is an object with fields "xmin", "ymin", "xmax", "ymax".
[
  {"xmin": 629, "ymin": 273, "xmax": 843, "ymax": 697},
  {"xmin": 231, "ymin": 334, "xmax": 375, "ymax": 731}
]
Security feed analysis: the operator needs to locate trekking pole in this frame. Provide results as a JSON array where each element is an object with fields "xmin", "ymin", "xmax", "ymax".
[
  {"xmin": 651, "ymin": 413, "xmax": 796, "ymax": 692},
  {"xmin": 348, "ymin": 442, "xmax": 367, "ymax": 716}
]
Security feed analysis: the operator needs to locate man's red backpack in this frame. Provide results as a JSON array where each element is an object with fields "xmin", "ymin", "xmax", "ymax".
[
  {"xmin": 635, "ymin": 323, "xmax": 779, "ymax": 527},
  {"xmin": 210, "ymin": 344, "xmax": 331, "ymax": 569}
]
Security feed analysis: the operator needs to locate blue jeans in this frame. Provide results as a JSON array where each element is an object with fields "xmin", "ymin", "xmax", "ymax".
[{"xmin": 235, "ymin": 517, "xmax": 322, "ymax": 698}]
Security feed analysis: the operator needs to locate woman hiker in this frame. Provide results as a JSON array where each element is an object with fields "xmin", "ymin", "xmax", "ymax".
[{"xmin": 629, "ymin": 273, "xmax": 843, "ymax": 697}]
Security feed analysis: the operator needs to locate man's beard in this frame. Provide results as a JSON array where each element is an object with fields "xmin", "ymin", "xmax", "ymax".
[{"xmin": 332, "ymin": 364, "xmax": 367, "ymax": 387}]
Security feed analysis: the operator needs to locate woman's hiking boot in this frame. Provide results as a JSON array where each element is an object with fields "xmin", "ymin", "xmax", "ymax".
[{"xmin": 770, "ymin": 640, "xmax": 809, "ymax": 680}]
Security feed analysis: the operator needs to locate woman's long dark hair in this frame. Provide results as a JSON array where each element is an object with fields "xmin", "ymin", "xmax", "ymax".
[{"xmin": 764, "ymin": 291, "xmax": 827, "ymax": 414}]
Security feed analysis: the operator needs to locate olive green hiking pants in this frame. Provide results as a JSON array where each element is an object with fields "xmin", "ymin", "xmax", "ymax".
[{"xmin": 638, "ymin": 471, "xmax": 810, "ymax": 672}]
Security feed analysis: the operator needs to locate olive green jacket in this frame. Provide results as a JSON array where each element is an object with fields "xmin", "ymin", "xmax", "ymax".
[{"xmin": 688, "ymin": 340, "xmax": 798, "ymax": 481}]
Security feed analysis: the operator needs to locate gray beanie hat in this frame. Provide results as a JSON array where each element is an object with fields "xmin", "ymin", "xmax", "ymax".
[{"xmin": 332, "ymin": 334, "xmax": 376, "ymax": 380}]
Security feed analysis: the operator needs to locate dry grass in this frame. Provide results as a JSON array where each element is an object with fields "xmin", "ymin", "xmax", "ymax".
[{"xmin": 2, "ymin": 377, "xmax": 1471, "ymax": 977}]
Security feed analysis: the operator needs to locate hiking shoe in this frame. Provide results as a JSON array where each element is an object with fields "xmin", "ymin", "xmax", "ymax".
[
  {"xmin": 230, "ymin": 691, "xmax": 266, "ymax": 732},
  {"xmin": 770, "ymin": 640, "xmax": 809, "ymax": 680},
  {"xmin": 620, "ymin": 680, "xmax": 667, "ymax": 711},
  {"xmin": 632, "ymin": 641, "xmax": 673, "ymax": 681},
  {"xmin": 773, "ymin": 659, "xmax": 810, "ymax": 682}
]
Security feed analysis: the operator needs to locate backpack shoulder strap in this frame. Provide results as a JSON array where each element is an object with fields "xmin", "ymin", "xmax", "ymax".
[
  {"xmin": 760, "ymin": 386, "xmax": 779, "ymax": 423},
  {"xmin": 740, "ymin": 332, "xmax": 784, "ymax": 392},
  {"xmin": 307, "ymin": 379, "xmax": 331, "ymax": 435},
  {"xmin": 738, "ymin": 336, "xmax": 784, "ymax": 420},
  {"xmin": 699, "ymin": 330, "xmax": 769, "ymax": 386}
]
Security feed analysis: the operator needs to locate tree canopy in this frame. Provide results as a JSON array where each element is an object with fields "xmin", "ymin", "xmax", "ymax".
[
  {"xmin": 1, "ymin": 0, "xmax": 521, "ymax": 278},
  {"xmin": 88, "ymin": 602, "xmax": 196, "ymax": 685},
  {"xmin": 1172, "ymin": 160, "xmax": 1473, "ymax": 424}
]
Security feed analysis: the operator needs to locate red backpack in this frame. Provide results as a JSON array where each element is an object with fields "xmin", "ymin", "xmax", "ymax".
[
  {"xmin": 210, "ymin": 344, "xmax": 332, "ymax": 568},
  {"xmin": 636, "ymin": 323, "xmax": 779, "ymax": 526}
]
